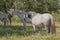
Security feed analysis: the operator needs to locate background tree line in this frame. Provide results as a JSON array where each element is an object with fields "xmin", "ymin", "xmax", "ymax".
[{"xmin": 0, "ymin": 0, "xmax": 60, "ymax": 14}]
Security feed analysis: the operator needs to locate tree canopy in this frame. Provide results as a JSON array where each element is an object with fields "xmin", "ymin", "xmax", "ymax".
[{"xmin": 0, "ymin": 0, "xmax": 60, "ymax": 13}]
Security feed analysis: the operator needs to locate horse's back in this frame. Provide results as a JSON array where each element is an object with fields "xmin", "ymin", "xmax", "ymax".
[
  {"xmin": 42, "ymin": 13, "xmax": 52, "ymax": 20},
  {"xmin": 32, "ymin": 13, "xmax": 53, "ymax": 25},
  {"xmin": 32, "ymin": 14, "xmax": 43, "ymax": 25},
  {"xmin": 43, "ymin": 13, "xmax": 54, "ymax": 20},
  {"xmin": 0, "ymin": 12, "xmax": 8, "ymax": 19}
]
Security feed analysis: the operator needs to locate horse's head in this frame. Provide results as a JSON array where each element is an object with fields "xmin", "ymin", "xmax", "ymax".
[
  {"xmin": 8, "ymin": 14, "xmax": 13, "ymax": 18},
  {"xmin": 27, "ymin": 14, "xmax": 31, "ymax": 18},
  {"xmin": 26, "ymin": 11, "xmax": 36, "ymax": 19},
  {"xmin": 12, "ymin": 9, "xmax": 18, "ymax": 16}
]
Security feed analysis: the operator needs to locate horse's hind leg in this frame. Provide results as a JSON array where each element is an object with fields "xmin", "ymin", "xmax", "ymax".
[
  {"xmin": 3, "ymin": 18, "xmax": 7, "ymax": 25},
  {"xmin": 45, "ymin": 25, "xmax": 50, "ymax": 34}
]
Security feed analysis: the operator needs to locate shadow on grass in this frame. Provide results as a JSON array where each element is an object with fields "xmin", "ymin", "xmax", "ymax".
[
  {"xmin": 0, "ymin": 25, "xmax": 34, "ymax": 36},
  {"xmin": 0, "ymin": 25, "xmax": 58, "ymax": 37}
]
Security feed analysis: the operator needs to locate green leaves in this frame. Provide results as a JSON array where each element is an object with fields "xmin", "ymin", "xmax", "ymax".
[
  {"xmin": 0, "ymin": 0, "xmax": 59, "ymax": 13},
  {"xmin": 0, "ymin": 0, "xmax": 14, "ymax": 13}
]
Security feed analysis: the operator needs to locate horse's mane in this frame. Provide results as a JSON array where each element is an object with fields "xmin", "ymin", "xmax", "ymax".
[
  {"xmin": 28, "ymin": 11, "xmax": 36, "ymax": 14},
  {"xmin": 28, "ymin": 11, "xmax": 38, "ymax": 18},
  {"xmin": 14, "ymin": 9, "xmax": 26, "ymax": 14}
]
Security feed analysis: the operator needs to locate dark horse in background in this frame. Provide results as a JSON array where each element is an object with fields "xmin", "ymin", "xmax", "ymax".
[{"xmin": 0, "ymin": 11, "xmax": 13, "ymax": 25}]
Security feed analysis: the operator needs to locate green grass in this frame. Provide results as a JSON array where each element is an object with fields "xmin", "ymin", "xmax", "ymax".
[
  {"xmin": 0, "ymin": 21, "xmax": 59, "ymax": 40},
  {"xmin": 52, "ymin": 14, "xmax": 60, "ymax": 22}
]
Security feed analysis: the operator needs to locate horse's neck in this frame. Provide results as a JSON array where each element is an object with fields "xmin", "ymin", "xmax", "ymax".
[
  {"xmin": 15, "ymin": 13, "xmax": 24, "ymax": 18},
  {"xmin": 31, "ymin": 13, "xmax": 40, "ymax": 18}
]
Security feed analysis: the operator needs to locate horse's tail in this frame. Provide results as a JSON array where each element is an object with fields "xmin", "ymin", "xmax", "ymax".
[{"xmin": 50, "ymin": 15, "xmax": 56, "ymax": 34}]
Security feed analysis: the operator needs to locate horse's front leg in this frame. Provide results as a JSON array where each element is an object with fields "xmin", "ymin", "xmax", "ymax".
[
  {"xmin": 32, "ymin": 24, "xmax": 36, "ymax": 33},
  {"xmin": 23, "ymin": 19, "xmax": 27, "ymax": 32}
]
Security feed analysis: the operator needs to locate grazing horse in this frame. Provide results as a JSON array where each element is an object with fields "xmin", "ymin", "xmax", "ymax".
[
  {"xmin": 12, "ymin": 9, "xmax": 27, "ymax": 31},
  {"xmin": 26, "ymin": 11, "xmax": 56, "ymax": 34}
]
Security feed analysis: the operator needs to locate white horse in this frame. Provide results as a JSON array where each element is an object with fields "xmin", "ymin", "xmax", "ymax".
[
  {"xmin": 12, "ymin": 9, "xmax": 27, "ymax": 31},
  {"xmin": 26, "ymin": 11, "xmax": 56, "ymax": 34}
]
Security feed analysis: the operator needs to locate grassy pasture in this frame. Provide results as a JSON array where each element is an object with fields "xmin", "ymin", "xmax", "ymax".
[{"xmin": 0, "ymin": 14, "xmax": 60, "ymax": 40}]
